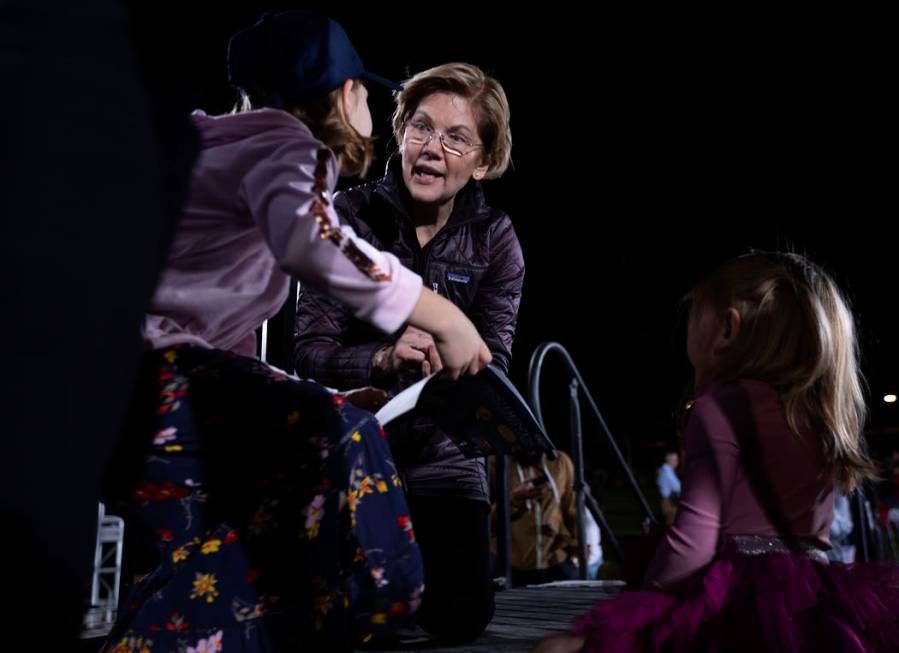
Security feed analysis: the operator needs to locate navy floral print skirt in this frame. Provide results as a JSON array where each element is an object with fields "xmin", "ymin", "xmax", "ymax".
[{"xmin": 102, "ymin": 345, "xmax": 423, "ymax": 653}]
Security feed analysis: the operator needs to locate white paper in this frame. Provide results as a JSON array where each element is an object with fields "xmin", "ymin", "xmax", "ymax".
[{"xmin": 373, "ymin": 372, "xmax": 438, "ymax": 425}]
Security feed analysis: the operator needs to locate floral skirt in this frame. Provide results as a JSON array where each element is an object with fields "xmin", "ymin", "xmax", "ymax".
[{"xmin": 102, "ymin": 345, "xmax": 423, "ymax": 653}]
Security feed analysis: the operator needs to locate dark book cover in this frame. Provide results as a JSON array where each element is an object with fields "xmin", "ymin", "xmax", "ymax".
[{"xmin": 375, "ymin": 364, "xmax": 556, "ymax": 459}]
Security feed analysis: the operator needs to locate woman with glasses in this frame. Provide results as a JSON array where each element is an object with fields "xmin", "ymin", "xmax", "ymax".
[{"xmin": 294, "ymin": 62, "xmax": 522, "ymax": 644}]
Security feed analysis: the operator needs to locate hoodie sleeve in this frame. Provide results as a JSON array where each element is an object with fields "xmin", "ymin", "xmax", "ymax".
[{"xmin": 239, "ymin": 134, "xmax": 421, "ymax": 334}]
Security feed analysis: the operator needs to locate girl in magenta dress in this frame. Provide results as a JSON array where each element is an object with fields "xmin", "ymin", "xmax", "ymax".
[{"xmin": 537, "ymin": 251, "xmax": 899, "ymax": 653}]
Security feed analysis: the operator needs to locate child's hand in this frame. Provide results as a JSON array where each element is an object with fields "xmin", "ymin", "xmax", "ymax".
[
  {"xmin": 407, "ymin": 288, "xmax": 491, "ymax": 380},
  {"xmin": 531, "ymin": 632, "xmax": 585, "ymax": 653},
  {"xmin": 339, "ymin": 387, "xmax": 389, "ymax": 412}
]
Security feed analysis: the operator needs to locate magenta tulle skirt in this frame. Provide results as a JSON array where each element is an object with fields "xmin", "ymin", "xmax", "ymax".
[{"xmin": 573, "ymin": 544, "xmax": 899, "ymax": 652}]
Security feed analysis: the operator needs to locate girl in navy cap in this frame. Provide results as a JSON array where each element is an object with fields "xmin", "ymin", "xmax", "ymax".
[{"xmin": 103, "ymin": 11, "xmax": 490, "ymax": 653}]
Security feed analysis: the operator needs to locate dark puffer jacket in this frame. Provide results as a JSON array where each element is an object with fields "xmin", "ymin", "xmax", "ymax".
[{"xmin": 293, "ymin": 161, "xmax": 524, "ymax": 502}]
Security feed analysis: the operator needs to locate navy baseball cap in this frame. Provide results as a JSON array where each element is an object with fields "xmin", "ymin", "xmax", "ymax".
[{"xmin": 227, "ymin": 11, "xmax": 399, "ymax": 106}]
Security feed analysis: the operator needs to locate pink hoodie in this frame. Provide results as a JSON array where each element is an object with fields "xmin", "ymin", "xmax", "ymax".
[{"xmin": 145, "ymin": 109, "xmax": 422, "ymax": 356}]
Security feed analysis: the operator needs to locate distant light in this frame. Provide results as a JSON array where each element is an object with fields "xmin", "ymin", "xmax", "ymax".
[{"xmin": 885, "ymin": 394, "xmax": 898, "ymax": 404}]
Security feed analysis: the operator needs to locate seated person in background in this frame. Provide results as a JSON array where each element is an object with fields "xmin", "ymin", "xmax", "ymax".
[{"xmin": 496, "ymin": 450, "xmax": 582, "ymax": 586}]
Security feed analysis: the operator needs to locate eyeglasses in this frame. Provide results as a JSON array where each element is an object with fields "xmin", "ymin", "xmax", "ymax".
[{"xmin": 404, "ymin": 119, "xmax": 483, "ymax": 157}]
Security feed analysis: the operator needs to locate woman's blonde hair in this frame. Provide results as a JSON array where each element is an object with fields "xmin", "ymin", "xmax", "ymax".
[{"xmin": 392, "ymin": 63, "xmax": 512, "ymax": 179}]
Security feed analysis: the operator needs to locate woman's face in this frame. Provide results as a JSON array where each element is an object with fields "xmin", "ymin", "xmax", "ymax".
[{"xmin": 399, "ymin": 91, "xmax": 488, "ymax": 207}]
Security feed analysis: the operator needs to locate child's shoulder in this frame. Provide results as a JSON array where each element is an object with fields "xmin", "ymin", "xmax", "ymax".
[
  {"xmin": 696, "ymin": 378, "xmax": 777, "ymax": 407},
  {"xmin": 192, "ymin": 109, "xmax": 323, "ymax": 155},
  {"xmin": 688, "ymin": 379, "xmax": 779, "ymax": 440}
]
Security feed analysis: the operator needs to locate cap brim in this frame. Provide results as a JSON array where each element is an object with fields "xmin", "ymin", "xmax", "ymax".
[{"xmin": 361, "ymin": 70, "xmax": 401, "ymax": 94}]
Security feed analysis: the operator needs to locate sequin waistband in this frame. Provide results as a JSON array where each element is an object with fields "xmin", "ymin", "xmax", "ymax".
[{"xmin": 726, "ymin": 534, "xmax": 829, "ymax": 564}]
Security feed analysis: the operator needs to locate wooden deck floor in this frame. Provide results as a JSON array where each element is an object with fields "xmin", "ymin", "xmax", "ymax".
[
  {"xmin": 359, "ymin": 580, "xmax": 625, "ymax": 653},
  {"xmin": 79, "ymin": 580, "xmax": 624, "ymax": 653}
]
